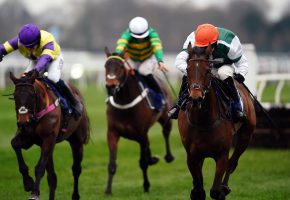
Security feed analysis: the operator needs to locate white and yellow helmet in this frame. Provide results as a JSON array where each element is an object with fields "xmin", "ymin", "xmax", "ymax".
[{"xmin": 129, "ymin": 17, "xmax": 149, "ymax": 38}]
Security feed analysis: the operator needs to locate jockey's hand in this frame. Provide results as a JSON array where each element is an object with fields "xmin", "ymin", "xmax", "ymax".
[
  {"xmin": 26, "ymin": 69, "xmax": 40, "ymax": 77},
  {"xmin": 234, "ymin": 73, "xmax": 245, "ymax": 83},
  {"xmin": 0, "ymin": 54, "xmax": 3, "ymax": 62},
  {"xmin": 158, "ymin": 61, "xmax": 168, "ymax": 73}
]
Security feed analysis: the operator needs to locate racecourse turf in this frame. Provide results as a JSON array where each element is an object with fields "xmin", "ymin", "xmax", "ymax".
[{"xmin": 0, "ymin": 84, "xmax": 289, "ymax": 200}]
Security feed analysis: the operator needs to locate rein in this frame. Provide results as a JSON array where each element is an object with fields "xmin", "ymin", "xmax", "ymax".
[{"xmin": 34, "ymin": 80, "xmax": 59, "ymax": 119}]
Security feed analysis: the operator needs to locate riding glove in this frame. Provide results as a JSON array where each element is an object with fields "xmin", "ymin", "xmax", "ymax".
[{"xmin": 234, "ymin": 73, "xmax": 245, "ymax": 83}]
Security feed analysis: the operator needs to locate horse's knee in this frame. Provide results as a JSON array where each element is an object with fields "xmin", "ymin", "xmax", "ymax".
[{"xmin": 11, "ymin": 137, "xmax": 21, "ymax": 149}]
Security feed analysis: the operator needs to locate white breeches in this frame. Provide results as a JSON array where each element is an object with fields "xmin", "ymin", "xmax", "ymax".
[
  {"xmin": 127, "ymin": 55, "xmax": 158, "ymax": 76},
  {"xmin": 25, "ymin": 53, "xmax": 64, "ymax": 83},
  {"xmin": 212, "ymin": 65, "xmax": 235, "ymax": 80}
]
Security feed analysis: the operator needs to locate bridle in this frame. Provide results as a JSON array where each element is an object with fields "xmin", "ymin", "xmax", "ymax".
[
  {"xmin": 106, "ymin": 55, "xmax": 130, "ymax": 92},
  {"xmin": 187, "ymin": 57, "xmax": 213, "ymax": 106},
  {"xmin": 105, "ymin": 55, "xmax": 150, "ymax": 109},
  {"xmin": 185, "ymin": 56, "xmax": 226, "ymax": 130},
  {"xmin": 14, "ymin": 81, "xmax": 38, "ymax": 126}
]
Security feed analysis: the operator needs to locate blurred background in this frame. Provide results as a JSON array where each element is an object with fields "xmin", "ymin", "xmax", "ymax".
[
  {"xmin": 0, "ymin": 0, "xmax": 290, "ymax": 90},
  {"xmin": 0, "ymin": 1, "xmax": 290, "ymax": 199}
]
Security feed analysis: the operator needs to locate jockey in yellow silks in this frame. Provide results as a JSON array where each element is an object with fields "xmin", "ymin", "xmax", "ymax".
[{"xmin": 0, "ymin": 23, "xmax": 82, "ymax": 118}]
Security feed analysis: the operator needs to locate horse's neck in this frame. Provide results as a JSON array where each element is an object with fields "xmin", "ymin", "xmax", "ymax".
[{"xmin": 34, "ymin": 81, "xmax": 55, "ymax": 111}]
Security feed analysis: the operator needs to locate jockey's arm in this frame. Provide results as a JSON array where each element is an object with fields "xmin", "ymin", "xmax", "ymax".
[
  {"xmin": 0, "ymin": 36, "xmax": 19, "ymax": 58},
  {"xmin": 34, "ymin": 42, "xmax": 54, "ymax": 73},
  {"xmin": 34, "ymin": 54, "xmax": 53, "ymax": 73},
  {"xmin": 175, "ymin": 32, "xmax": 195, "ymax": 75},
  {"xmin": 175, "ymin": 50, "xmax": 188, "ymax": 75},
  {"xmin": 115, "ymin": 30, "xmax": 130, "ymax": 54},
  {"xmin": 228, "ymin": 35, "xmax": 249, "ymax": 78},
  {"xmin": 234, "ymin": 55, "xmax": 248, "ymax": 77}
]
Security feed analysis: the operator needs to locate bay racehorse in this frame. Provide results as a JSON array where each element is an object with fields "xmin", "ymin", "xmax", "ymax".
[
  {"xmin": 104, "ymin": 47, "xmax": 174, "ymax": 194},
  {"xmin": 178, "ymin": 43, "xmax": 256, "ymax": 200},
  {"xmin": 9, "ymin": 70, "xmax": 90, "ymax": 200}
]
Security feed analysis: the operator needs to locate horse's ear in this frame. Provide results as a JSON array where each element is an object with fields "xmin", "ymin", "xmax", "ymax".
[
  {"xmin": 9, "ymin": 71, "xmax": 19, "ymax": 85},
  {"xmin": 104, "ymin": 46, "xmax": 111, "ymax": 57},
  {"xmin": 205, "ymin": 43, "xmax": 213, "ymax": 56},
  {"xmin": 187, "ymin": 42, "xmax": 193, "ymax": 56}
]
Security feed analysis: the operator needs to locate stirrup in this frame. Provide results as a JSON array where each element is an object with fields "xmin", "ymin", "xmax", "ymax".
[{"xmin": 168, "ymin": 106, "xmax": 179, "ymax": 119}]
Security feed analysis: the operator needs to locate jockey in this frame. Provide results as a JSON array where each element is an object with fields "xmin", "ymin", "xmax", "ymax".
[
  {"xmin": 0, "ymin": 23, "xmax": 83, "ymax": 119},
  {"xmin": 115, "ymin": 16, "xmax": 168, "ymax": 110},
  {"xmin": 168, "ymin": 23, "xmax": 248, "ymax": 122}
]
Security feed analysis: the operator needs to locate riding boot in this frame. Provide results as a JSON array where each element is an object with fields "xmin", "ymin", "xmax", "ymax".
[
  {"xmin": 224, "ymin": 77, "xmax": 245, "ymax": 122},
  {"xmin": 168, "ymin": 75, "xmax": 188, "ymax": 119},
  {"xmin": 56, "ymin": 79, "xmax": 83, "ymax": 120},
  {"xmin": 144, "ymin": 74, "xmax": 165, "ymax": 111}
]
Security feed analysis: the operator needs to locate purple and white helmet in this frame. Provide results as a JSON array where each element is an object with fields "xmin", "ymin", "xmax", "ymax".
[{"xmin": 18, "ymin": 23, "xmax": 41, "ymax": 48}]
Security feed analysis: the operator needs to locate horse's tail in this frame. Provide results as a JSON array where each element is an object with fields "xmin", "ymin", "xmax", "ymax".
[{"xmin": 70, "ymin": 84, "xmax": 91, "ymax": 144}]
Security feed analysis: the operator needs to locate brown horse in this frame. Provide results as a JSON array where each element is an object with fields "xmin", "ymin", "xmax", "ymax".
[
  {"xmin": 9, "ymin": 70, "xmax": 90, "ymax": 200},
  {"xmin": 178, "ymin": 43, "xmax": 256, "ymax": 200},
  {"xmin": 104, "ymin": 48, "xmax": 174, "ymax": 194}
]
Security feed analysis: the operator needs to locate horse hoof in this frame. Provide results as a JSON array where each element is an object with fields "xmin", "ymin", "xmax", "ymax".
[
  {"xmin": 210, "ymin": 189, "xmax": 225, "ymax": 200},
  {"xmin": 221, "ymin": 185, "xmax": 231, "ymax": 196},
  {"xmin": 164, "ymin": 154, "xmax": 175, "ymax": 163},
  {"xmin": 104, "ymin": 190, "xmax": 112, "ymax": 196},
  {"xmin": 28, "ymin": 194, "xmax": 39, "ymax": 200},
  {"xmin": 149, "ymin": 156, "xmax": 159, "ymax": 165}
]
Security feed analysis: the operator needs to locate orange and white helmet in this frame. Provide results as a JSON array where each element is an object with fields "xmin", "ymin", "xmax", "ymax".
[
  {"xmin": 194, "ymin": 23, "xmax": 219, "ymax": 47},
  {"xmin": 129, "ymin": 17, "xmax": 149, "ymax": 38}
]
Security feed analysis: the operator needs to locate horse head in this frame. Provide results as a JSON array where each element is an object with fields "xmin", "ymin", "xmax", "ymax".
[
  {"xmin": 104, "ymin": 47, "xmax": 129, "ymax": 96},
  {"xmin": 186, "ymin": 42, "xmax": 214, "ymax": 108},
  {"xmin": 10, "ymin": 70, "xmax": 39, "ymax": 127}
]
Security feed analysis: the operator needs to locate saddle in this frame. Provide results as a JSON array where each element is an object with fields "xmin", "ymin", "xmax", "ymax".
[
  {"xmin": 39, "ymin": 77, "xmax": 73, "ymax": 115},
  {"xmin": 135, "ymin": 72, "xmax": 165, "ymax": 112}
]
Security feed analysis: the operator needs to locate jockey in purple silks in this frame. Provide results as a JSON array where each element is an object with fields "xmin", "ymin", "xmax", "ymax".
[{"xmin": 0, "ymin": 23, "xmax": 82, "ymax": 119}]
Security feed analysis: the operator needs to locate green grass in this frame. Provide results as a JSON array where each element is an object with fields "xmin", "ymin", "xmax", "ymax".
[{"xmin": 0, "ymin": 84, "xmax": 290, "ymax": 200}]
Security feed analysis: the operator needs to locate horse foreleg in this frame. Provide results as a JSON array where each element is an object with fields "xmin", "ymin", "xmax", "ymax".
[
  {"xmin": 11, "ymin": 134, "xmax": 34, "ymax": 192},
  {"xmin": 30, "ymin": 137, "xmax": 56, "ymax": 199},
  {"xmin": 46, "ymin": 154, "xmax": 57, "ymax": 200},
  {"xmin": 222, "ymin": 129, "xmax": 252, "ymax": 193},
  {"xmin": 139, "ymin": 136, "xmax": 159, "ymax": 193},
  {"xmin": 187, "ymin": 155, "xmax": 206, "ymax": 200},
  {"xmin": 159, "ymin": 118, "xmax": 174, "ymax": 163},
  {"xmin": 68, "ymin": 136, "xmax": 84, "ymax": 200},
  {"xmin": 210, "ymin": 153, "xmax": 228, "ymax": 200},
  {"xmin": 105, "ymin": 132, "xmax": 119, "ymax": 195}
]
